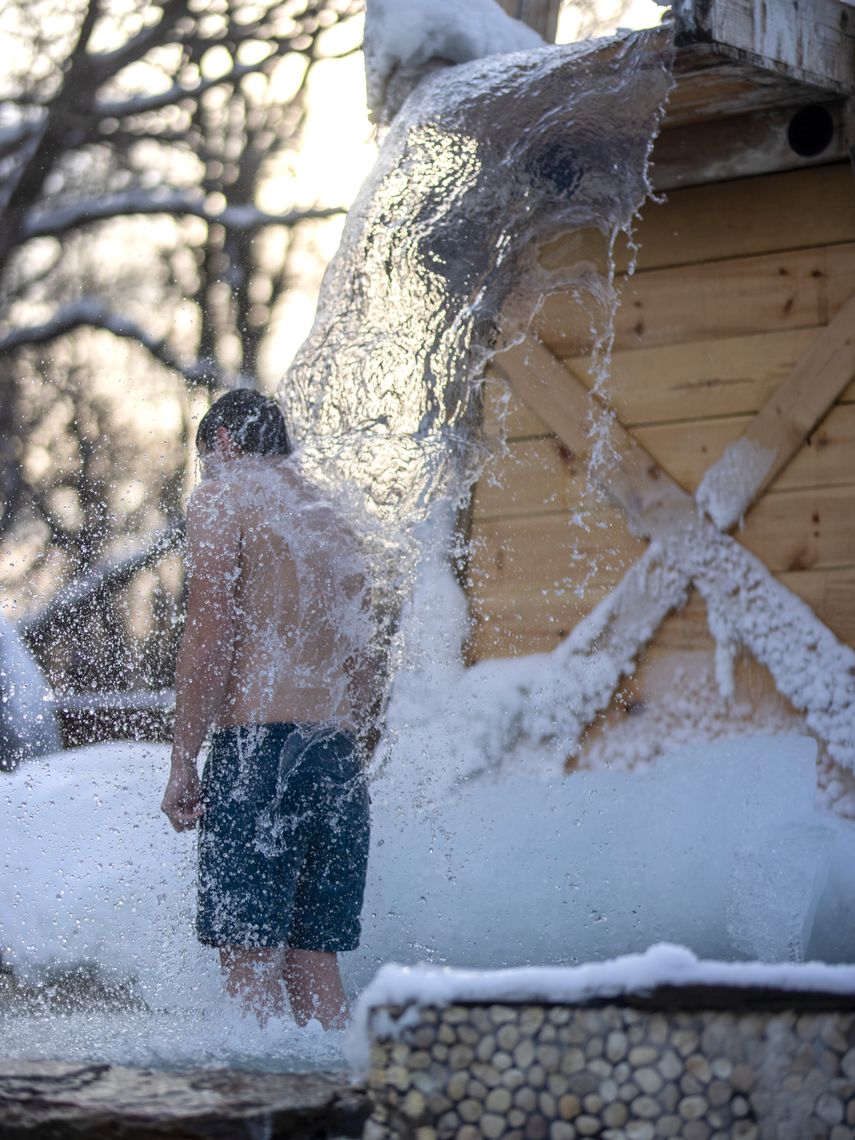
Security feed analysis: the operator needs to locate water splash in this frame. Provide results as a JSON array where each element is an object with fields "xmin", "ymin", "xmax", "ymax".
[
  {"xmin": 282, "ymin": 29, "xmax": 674, "ymax": 536},
  {"xmin": 1, "ymin": 29, "xmax": 681, "ymax": 1070}
]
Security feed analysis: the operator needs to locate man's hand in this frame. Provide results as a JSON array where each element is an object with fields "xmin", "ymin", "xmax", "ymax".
[
  {"xmin": 356, "ymin": 723, "xmax": 382, "ymax": 762},
  {"xmin": 161, "ymin": 764, "xmax": 203, "ymax": 831}
]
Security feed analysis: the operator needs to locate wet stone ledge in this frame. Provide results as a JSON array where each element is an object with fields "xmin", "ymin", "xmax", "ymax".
[
  {"xmin": 0, "ymin": 1060, "xmax": 370, "ymax": 1139},
  {"xmin": 364, "ymin": 996, "xmax": 855, "ymax": 1140}
]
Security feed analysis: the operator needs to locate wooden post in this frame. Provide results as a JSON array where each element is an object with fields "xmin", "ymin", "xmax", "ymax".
[{"xmin": 497, "ymin": 0, "xmax": 560, "ymax": 43}]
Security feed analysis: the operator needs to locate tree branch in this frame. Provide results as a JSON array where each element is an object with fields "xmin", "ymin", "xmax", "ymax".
[
  {"xmin": 20, "ymin": 518, "xmax": 186, "ymax": 641},
  {"xmin": 86, "ymin": 0, "xmax": 193, "ymax": 87},
  {"xmin": 94, "ymin": 42, "xmax": 308, "ymax": 122},
  {"xmin": 0, "ymin": 298, "xmax": 224, "ymax": 386},
  {"xmin": 0, "ymin": 119, "xmax": 42, "ymax": 159},
  {"xmin": 0, "ymin": 1, "xmax": 191, "ymax": 267},
  {"xmin": 21, "ymin": 190, "xmax": 345, "ymax": 242}
]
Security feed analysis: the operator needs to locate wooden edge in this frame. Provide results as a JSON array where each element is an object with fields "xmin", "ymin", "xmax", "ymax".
[
  {"xmin": 496, "ymin": 0, "xmax": 560, "ymax": 43},
  {"xmin": 652, "ymin": 100, "xmax": 848, "ymax": 191},
  {"xmin": 673, "ymin": 0, "xmax": 855, "ymax": 95},
  {"xmin": 844, "ymin": 96, "xmax": 855, "ymax": 175},
  {"xmin": 496, "ymin": 280, "xmax": 855, "ymax": 542}
]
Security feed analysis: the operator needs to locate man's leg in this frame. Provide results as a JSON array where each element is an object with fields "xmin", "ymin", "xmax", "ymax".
[
  {"xmin": 283, "ymin": 948, "xmax": 349, "ymax": 1029},
  {"xmin": 219, "ymin": 947, "xmax": 287, "ymax": 1021}
]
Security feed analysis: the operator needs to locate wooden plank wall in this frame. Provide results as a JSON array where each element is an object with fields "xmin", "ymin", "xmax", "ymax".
[{"xmin": 466, "ymin": 163, "xmax": 855, "ymax": 682}]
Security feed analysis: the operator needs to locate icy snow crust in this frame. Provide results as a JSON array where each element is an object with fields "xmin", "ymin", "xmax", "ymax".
[
  {"xmin": 359, "ymin": 943, "xmax": 855, "ymax": 1011},
  {"xmin": 696, "ymin": 437, "xmax": 777, "ymax": 531},
  {"xmin": 3, "ymin": 735, "xmax": 855, "ymax": 1067}
]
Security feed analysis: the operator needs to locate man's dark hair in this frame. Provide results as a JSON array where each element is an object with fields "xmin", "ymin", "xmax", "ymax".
[{"xmin": 196, "ymin": 389, "xmax": 292, "ymax": 457}]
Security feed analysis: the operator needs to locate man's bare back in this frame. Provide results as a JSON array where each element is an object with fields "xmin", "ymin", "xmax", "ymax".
[{"xmin": 194, "ymin": 456, "xmax": 370, "ymax": 730}]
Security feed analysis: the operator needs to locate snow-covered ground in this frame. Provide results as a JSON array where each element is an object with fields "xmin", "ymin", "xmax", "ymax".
[
  {"xmin": 0, "ymin": 741, "xmax": 347, "ymax": 1070},
  {"xmin": 3, "ymin": 729, "xmax": 855, "ymax": 1069}
]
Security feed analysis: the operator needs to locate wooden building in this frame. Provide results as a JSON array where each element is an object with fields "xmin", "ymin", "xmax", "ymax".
[{"xmin": 470, "ymin": 0, "xmax": 855, "ymax": 788}]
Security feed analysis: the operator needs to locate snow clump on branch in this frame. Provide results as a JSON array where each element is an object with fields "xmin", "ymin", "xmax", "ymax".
[{"xmin": 364, "ymin": 0, "xmax": 544, "ymax": 124}]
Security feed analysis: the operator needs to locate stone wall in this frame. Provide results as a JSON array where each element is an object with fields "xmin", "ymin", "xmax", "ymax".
[{"xmin": 364, "ymin": 995, "xmax": 855, "ymax": 1140}]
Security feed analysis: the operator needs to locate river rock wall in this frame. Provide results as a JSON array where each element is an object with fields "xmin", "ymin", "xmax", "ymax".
[{"xmin": 364, "ymin": 995, "xmax": 855, "ymax": 1139}]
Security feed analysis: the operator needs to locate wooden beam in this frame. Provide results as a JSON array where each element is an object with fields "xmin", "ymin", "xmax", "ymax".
[
  {"xmin": 496, "ymin": 0, "xmax": 560, "ymax": 43},
  {"xmin": 482, "ymin": 315, "xmax": 855, "ymax": 768},
  {"xmin": 696, "ymin": 290, "xmax": 855, "ymax": 528},
  {"xmin": 496, "ymin": 290, "xmax": 855, "ymax": 541},
  {"xmin": 475, "ymin": 402, "xmax": 855, "ymax": 517},
  {"xmin": 493, "ymin": 335, "xmax": 691, "ymax": 536},
  {"xmin": 674, "ymin": 0, "xmax": 855, "ymax": 95},
  {"xmin": 652, "ymin": 100, "xmax": 848, "ymax": 190},
  {"xmin": 536, "ymin": 242, "xmax": 855, "ymax": 359}
]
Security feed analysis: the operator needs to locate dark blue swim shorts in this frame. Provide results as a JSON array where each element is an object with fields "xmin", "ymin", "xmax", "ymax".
[{"xmin": 196, "ymin": 722, "xmax": 370, "ymax": 952}]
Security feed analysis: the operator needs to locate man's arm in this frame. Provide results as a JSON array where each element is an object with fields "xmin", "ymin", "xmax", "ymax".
[
  {"xmin": 343, "ymin": 583, "xmax": 391, "ymax": 760},
  {"xmin": 161, "ymin": 485, "xmax": 240, "ymax": 831}
]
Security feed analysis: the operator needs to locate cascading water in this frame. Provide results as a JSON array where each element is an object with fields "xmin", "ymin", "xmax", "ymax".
[
  {"xmin": 1, "ymin": 28, "xmax": 678, "ymax": 1068},
  {"xmin": 279, "ymin": 26, "xmax": 678, "ymax": 787},
  {"xmin": 282, "ymin": 28, "xmax": 673, "ymax": 535}
]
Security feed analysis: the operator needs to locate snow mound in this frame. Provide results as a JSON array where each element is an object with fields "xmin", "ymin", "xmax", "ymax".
[
  {"xmin": 0, "ymin": 617, "xmax": 60, "ymax": 768},
  {"xmin": 4, "ymin": 733, "xmax": 855, "ymax": 1066},
  {"xmin": 349, "ymin": 734, "xmax": 855, "ymax": 989},
  {"xmin": 364, "ymin": 0, "xmax": 544, "ymax": 122},
  {"xmin": 0, "ymin": 742, "xmax": 213, "ymax": 1007},
  {"xmin": 3, "ymin": 736, "xmax": 854, "ymax": 982}
]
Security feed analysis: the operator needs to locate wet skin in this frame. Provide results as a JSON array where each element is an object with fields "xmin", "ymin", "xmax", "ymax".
[{"xmin": 162, "ymin": 428, "xmax": 376, "ymax": 1028}]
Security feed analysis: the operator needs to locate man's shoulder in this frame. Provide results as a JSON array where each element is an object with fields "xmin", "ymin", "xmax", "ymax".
[
  {"xmin": 187, "ymin": 473, "xmax": 242, "ymax": 528},
  {"xmin": 188, "ymin": 459, "xmax": 300, "ymax": 525}
]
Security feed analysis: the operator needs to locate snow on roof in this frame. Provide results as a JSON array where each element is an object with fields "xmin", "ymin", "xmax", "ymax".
[{"xmin": 364, "ymin": 0, "xmax": 544, "ymax": 122}]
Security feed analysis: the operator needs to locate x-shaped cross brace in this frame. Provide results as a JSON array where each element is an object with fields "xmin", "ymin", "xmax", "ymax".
[{"xmin": 488, "ymin": 290, "xmax": 855, "ymax": 773}]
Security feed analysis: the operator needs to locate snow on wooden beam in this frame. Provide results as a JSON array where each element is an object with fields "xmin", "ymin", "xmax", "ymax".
[
  {"xmin": 496, "ymin": 0, "xmax": 560, "ymax": 43},
  {"xmin": 491, "ymin": 318, "xmax": 855, "ymax": 769},
  {"xmin": 696, "ymin": 289, "xmax": 855, "ymax": 529},
  {"xmin": 674, "ymin": 0, "xmax": 855, "ymax": 95}
]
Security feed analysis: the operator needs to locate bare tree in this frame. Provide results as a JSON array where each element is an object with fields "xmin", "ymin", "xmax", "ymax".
[{"xmin": 0, "ymin": 0, "xmax": 359, "ymax": 715}]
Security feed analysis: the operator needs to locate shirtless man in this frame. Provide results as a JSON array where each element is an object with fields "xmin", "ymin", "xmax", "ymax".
[{"xmin": 161, "ymin": 389, "xmax": 376, "ymax": 1029}]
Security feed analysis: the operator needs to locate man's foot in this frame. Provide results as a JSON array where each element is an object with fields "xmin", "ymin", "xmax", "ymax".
[
  {"xmin": 219, "ymin": 947, "xmax": 287, "ymax": 1023},
  {"xmin": 283, "ymin": 948, "xmax": 349, "ymax": 1030}
]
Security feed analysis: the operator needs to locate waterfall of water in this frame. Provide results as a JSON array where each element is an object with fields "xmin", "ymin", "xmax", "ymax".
[{"xmin": 281, "ymin": 28, "xmax": 674, "ymax": 534}]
